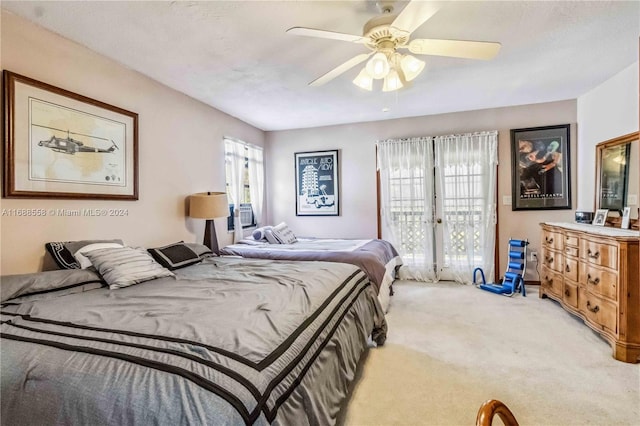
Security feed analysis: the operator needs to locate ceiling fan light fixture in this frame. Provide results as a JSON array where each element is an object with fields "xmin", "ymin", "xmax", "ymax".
[
  {"xmin": 382, "ymin": 69, "xmax": 404, "ymax": 92},
  {"xmin": 353, "ymin": 68, "xmax": 373, "ymax": 91},
  {"xmin": 366, "ymin": 52, "xmax": 390, "ymax": 79},
  {"xmin": 400, "ymin": 54, "xmax": 425, "ymax": 81}
]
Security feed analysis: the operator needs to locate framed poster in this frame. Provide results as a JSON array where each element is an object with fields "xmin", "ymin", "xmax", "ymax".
[
  {"xmin": 511, "ymin": 124, "xmax": 571, "ymax": 210},
  {"xmin": 3, "ymin": 71, "xmax": 138, "ymax": 199},
  {"xmin": 295, "ymin": 149, "xmax": 339, "ymax": 216}
]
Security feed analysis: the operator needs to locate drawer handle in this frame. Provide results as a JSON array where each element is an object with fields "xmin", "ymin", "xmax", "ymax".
[
  {"xmin": 587, "ymin": 249, "xmax": 600, "ymax": 259},
  {"xmin": 545, "ymin": 237, "xmax": 554, "ymax": 244},
  {"xmin": 565, "ymin": 264, "xmax": 571, "ymax": 272},
  {"xmin": 586, "ymin": 301, "xmax": 600, "ymax": 313},
  {"xmin": 545, "ymin": 255, "xmax": 554, "ymax": 263},
  {"xmin": 544, "ymin": 276, "xmax": 553, "ymax": 285},
  {"xmin": 564, "ymin": 289, "xmax": 570, "ymax": 297},
  {"xmin": 587, "ymin": 274, "xmax": 600, "ymax": 285}
]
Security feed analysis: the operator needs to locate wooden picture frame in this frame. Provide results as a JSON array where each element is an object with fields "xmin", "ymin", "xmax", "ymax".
[
  {"xmin": 511, "ymin": 124, "xmax": 571, "ymax": 210},
  {"xmin": 3, "ymin": 71, "xmax": 138, "ymax": 200},
  {"xmin": 593, "ymin": 209, "xmax": 609, "ymax": 226},
  {"xmin": 294, "ymin": 149, "xmax": 339, "ymax": 216}
]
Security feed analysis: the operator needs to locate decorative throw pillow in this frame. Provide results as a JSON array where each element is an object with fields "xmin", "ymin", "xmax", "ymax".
[
  {"xmin": 264, "ymin": 229, "xmax": 280, "ymax": 244},
  {"xmin": 252, "ymin": 226, "xmax": 273, "ymax": 241},
  {"xmin": 45, "ymin": 239, "xmax": 125, "ymax": 269},
  {"xmin": 271, "ymin": 222, "xmax": 298, "ymax": 244},
  {"xmin": 74, "ymin": 242, "xmax": 124, "ymax": 269},
  {"xmin": 83, "ymin": 246, "xmax": 174, "ymax": 290},
  {"xmin": 148, "ymin": 242, "xmax": 203, "ymax": 270},
  {"xmin": 183, "ymin": 242, "xmax": 216, "ymax": 258}
]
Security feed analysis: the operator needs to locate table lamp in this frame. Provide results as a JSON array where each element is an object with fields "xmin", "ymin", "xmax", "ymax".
[{"xmin": 189, "ymin": 192, "xmax": 229, "ymax": 254}]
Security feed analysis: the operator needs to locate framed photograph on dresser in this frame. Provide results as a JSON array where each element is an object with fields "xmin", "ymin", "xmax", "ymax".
[
  {"xmin": 621, "ymin": 207, "xmax": 631, "ymax": 229},
  {"xmin": 593, "ymin": 209, "xmax": 608, "ymax": 226}
]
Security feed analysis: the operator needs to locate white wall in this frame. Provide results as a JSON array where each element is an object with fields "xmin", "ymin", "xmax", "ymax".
[
  {"xmin": 577, "ymin": 62, "xmax": 639, "ymax": 212},
  {"xmin": 266, "ymin": 101, "xmax": 577, "ymax": 281},
  {"xmin": 0, "ymin": 11, "xmax": 265, "ymax": 274}
]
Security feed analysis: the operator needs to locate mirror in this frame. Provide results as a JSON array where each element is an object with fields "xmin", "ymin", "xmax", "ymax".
[{"xmin": 595, "ymin": 132, "xmax": 639, "ymax": 220}]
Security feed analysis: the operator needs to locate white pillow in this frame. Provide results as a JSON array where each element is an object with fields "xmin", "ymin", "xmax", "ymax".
[
  {"xmin": 264, "ymin": 229, "xmax": 280, "ymax": 244},
  {"xmin": 83, "ymin": 246, "xmax": 174, "ymax": 289},
  {"xmin": 271, "ymin": 222, "xmax": 297, "ymax": 244},
  {"xmin": 74, "ymin": 242, "xmax": 124, "ymax": 269}
]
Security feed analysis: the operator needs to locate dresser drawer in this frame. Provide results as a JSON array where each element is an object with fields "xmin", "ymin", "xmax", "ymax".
[
  {"xmin": 564, "ymin": 232, "xmax": 580, "ymax": 248},
  {"xmin": 579, "ymin": 287, "xmax": 617, "ymax": 335},
  {"xmin": 579, "ymin": 262, "xmax": 618, "ymax": 301},
  {"xmin": 542, "ymin": 229, "xmax": 563, "ymax": 250},
  {"xmin": 564, "ymin": 246, "xmax": 579, "ymax": 258},
  {"xmin": 562, "ymin": 280, "xmax": 579, "ymax": 309},
  {"xmin": 541, "ymin": 267, "xmax": 563, "ymax": 297},
  {"xmin": 564, "ymin": 256, "xmax": 578, "ymax": 282},
  {"xmin": 541, "ymin": 247, "xmax": 563, "ymax": 273},
  {"xmin": 580, "ymin": 240, "xmax": 617, "ymax": 269}
]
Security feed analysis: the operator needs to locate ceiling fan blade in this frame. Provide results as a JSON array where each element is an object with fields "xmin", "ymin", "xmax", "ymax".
[
  {"xmin": 309, "ymin": 53, "xmax": 373, "ymax": 87},
  {"xmin": 286, "ymin": 27, "xmax": 365, "ymax": 43},
  {"xmin": 390, "ymin": 0, "xmax": 441, "ymax": 36},
  {"xmin": 408, "ymin": 39, "xmax": 501, "ymax": 60}
]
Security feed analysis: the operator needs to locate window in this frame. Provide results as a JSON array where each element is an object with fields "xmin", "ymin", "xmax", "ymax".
[{"xmin": 224, "ymin": 138, "xmax": 263, "ymax": 232}]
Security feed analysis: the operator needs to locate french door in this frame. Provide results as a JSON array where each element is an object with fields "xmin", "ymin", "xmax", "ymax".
[{"xmin": 377, "ymin": 132, "xmax": 498, "ymax": 283}]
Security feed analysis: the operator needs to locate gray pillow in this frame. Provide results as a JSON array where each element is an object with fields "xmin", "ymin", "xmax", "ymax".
[
  {"xmin": 84, "ymin": 246, "xmax": 174, "ymax": 290},
  {"xmin": 45, "ymin": 239, "xmax": 125, "ymax": 269},
  {"xmin": 252, "ymin": 226, "xmax": 273, "ymax": 241},
  {"xmin": 1, "ymin": 269, "xmax": 104, "ymax": 303},
  {"xmin": 264, "ymin": 229, "xmax": 280, "ymax": 244}
]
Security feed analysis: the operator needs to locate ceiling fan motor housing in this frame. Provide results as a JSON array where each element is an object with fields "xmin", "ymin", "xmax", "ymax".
[{"xmin": 362, "ymin": 15, "xmax": 409, "ymax": 51}]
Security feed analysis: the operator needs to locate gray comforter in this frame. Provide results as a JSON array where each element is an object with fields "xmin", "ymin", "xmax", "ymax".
[
  {"xmin": 221, "ymin": 239, "xmax": 401, "ymax": 294},
  {"xmin": 1, "ymin": 257, "xmax": 387, "ymax": 425}
]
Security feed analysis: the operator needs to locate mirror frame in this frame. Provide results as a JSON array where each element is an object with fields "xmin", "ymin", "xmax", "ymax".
[{"xmin": 595, "ymin": 131, "xmax": 639, "ymax": 214}]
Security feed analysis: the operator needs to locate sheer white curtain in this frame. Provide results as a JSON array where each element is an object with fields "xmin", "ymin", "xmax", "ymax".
[
  {"xmin": 434, "ymin": 131, "xmax": 498, "ymax": 284},
  {"xmin": 377, "ymin": 138, "xmax": 437, "ymax": 282},
  {"xmin": 247, "ymin": 146, "xmax": 264, "ymax": 227},
  {"xmin": 225, "ymin": 139, "xmax": 246, "ymax": 243}
]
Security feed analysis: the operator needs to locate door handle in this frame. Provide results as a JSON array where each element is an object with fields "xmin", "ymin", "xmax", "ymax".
[{"xmin": 436, "ymin": 218, "xmax": 442, "ymax": 224}]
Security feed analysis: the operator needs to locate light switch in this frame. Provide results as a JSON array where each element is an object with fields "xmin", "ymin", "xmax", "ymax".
[
  {"xmin": 503, "ymin": 195, "xmax": 512, "ymax": 205},
  {"xmin": 628, "ymin": 194, "xmax": 637, "ymax": 206}
]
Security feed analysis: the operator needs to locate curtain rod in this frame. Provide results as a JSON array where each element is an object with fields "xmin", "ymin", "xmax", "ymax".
[
  {"xmin": 376, "ymin": 130, "xmax": 498, "ymax": 144},
  {"xmin": 223, "ymin": 136, "xmax": 263, "ymax": 151}
]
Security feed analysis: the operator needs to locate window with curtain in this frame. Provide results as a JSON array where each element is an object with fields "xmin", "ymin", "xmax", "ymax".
[{"xmin": 224, "ymin": 138, "xmax": 264, "ymax": 243}]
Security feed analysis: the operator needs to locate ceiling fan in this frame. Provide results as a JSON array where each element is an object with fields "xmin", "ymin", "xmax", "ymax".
[{"xmin": 287, "ymin": 0, "xmax": 501, "ymax": 92}]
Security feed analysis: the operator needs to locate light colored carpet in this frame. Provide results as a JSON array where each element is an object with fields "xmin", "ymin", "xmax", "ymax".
[{"xmin": 339, "ymin": 280, "xmax": 640, "ymax": 425}]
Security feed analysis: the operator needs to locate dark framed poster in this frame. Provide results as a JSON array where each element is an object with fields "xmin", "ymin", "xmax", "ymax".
[
  {"xmin": 294, "ymin": 149, "xmax": 339, "ymax": 216},
  {"xmin": 511, "ymin": 124, "xmax": 571, "ymax": 210}
]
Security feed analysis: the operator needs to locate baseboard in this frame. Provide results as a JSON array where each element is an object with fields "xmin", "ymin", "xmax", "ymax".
[{"xmin": 525, "ymin": 280, "xmax": 540, "ymax": 286}]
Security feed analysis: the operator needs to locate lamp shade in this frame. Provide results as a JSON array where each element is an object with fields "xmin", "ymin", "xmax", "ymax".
[
  {"xmin": 382, "ymin": 69, "xmax": 404, "ymax": 92},
  {"xmin": 366, "ymin": 52, "xmax": 390, "ymax": 80},
  {"xmin": 189, "ymin": 192, "xmax": 229, "ymax": 219},
  {"xmin": 400, "ymin": 54, "xmax": 425, "ymax": 82},
  {"xmin": 353, "ymin": 68, "xmax": 373, "ymax": 91}
]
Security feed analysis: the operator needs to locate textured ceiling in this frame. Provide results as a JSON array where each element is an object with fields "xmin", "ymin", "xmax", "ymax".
[{"xmin": 3, "ymin": 1, "xmax": 639, "ymax": 131}]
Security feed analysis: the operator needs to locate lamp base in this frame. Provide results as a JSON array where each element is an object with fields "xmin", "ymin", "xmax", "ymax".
[{"xmin": 203, "ymin": 219, "xmax": 220, "ymax": 255}]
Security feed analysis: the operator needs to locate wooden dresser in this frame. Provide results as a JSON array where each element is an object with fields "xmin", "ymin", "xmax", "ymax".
[{"xmin": 540, "ymin": 222, "xmax": 640, "ymax": 363}]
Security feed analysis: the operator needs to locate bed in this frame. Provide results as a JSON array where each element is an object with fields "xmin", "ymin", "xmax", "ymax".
[
  {"xmin": 0, "ymin": 255, "xmax": 387, "ymax": 425},
  {"xmin": 221, "ymin": 238, "xmax": 402, "ymax": 311}
]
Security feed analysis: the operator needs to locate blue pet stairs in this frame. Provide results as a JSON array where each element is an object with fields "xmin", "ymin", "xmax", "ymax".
[{"xmin": 473, "ymin": 238, "xmax": 529, "ymax": 297}]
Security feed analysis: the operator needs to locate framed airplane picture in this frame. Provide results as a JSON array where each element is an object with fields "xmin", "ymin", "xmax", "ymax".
[{"xmin": 3, "ymin": 71, "xmax": 138, "ymax": 200}]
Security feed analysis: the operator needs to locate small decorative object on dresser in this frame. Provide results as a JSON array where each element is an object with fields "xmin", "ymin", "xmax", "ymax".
[
  {"xmin": 621, "ymin": 207, "xmax": 631, "ymax": 229},
  {"xmin": 540, "ymin": 222, "xmax": 640, "ymax": 363},
  {"xmin": 593, "ymin": 209, "xmax": 608, "ymax": 226}
]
